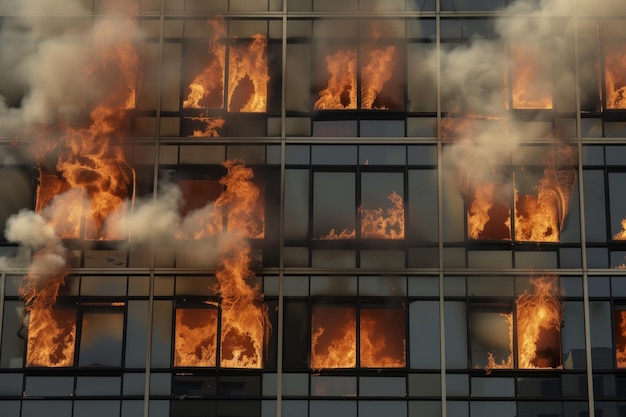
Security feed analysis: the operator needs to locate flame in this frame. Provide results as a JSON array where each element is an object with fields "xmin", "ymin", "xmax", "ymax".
[
  {"xmin": 176, "ymin": 161, "xmax": 268, "ymax": 368},
  {"xmin": 361, "ymin": 45, "xmax": 396, "ymax": 109},
  {"xmin": 604, "ymin": 44, "xmax": 626, "ymax": 109},
  {"xmin": 516, "ymin": 276, "xmax": 563, "ymax": 369},
  {"xmin": 314, "ymin": 49, "xmax": 358, "ymax": 110},
  {"xmin": 34, "ymin": 3, "xmax": 138, "ymax": 240},
  {"xmin": 484, "ymin": 313, "xmax": 514, "ymax": 370},
  {"xmin": 318, "ymin": 191, "xmax": 404, "ymax": 240},
  {"xmin": 26, "ymin": 308, "xmax": 76, "ymax": 367},
  {"xmin": 615, "ymin": 310, "xmax": 626, "ymax": 368},
  {"xmin": 311, "ymin": 306, "xmax": 406, "ymax": 369},
  {"xmin": 514, "ymin": 146, "xmax": 577, "ymax": 242},
  {"xmin": 228, "ymin": 35, "xmax": 269, "ymax": 112},
  {"xmin": 359, "ymin": 308, "xmax": 406, "ymax": 368},
  {"xmin": 184, "ymin": 116, "xmax": 225, "ymax": 137},
  {"xmin": 614, "ymin": 218, "xmax": 626, "ymax": 240},
  {"xmin": 174, "ymin": 308, "xmax": 218, "ymax": 367},
  {"xmin": 360, "ymin": 191, "xmax": 405, "ymax": 239},
  {"xmin": 508, "ymin": 44, "xmax": 553, "ymax": 110},
  {"xmin": 466, "ymin": 181, "xmax": 512, "ymax": 240},
  {"xmin": 311, "ymin": 306, "xmax": 356, "ymax": 369},
  {"xmin": 183, "ymin": 20, "xmax": 226, "ymax": 109}
]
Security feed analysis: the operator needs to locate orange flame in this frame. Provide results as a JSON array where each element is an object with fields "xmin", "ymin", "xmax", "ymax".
[
  {"xmin": 604, "ymin": 44, "xmax": 626, "ymax": 109},
  {"xmin": 359, "ymin": 308, "xmax": 406, "ymax": 368},
  {"xmin": 311, "ymin": 306, "xmax": 356, "ymax": 369},
  {"xmin": 514, "ymin": 146, "xmax": 577, "ymax": 242},
  {"xmin": 176, "ymin": 161, "xmax": 268, "ymax": 368},
  {"xmin": 615, "ymin": 310, "xmax": 626, "ymax": 368},
  {"xmin": 314, "ymin": 49, "xmax": 358, "ymax": 110},
  {"xmin": 484, "ymin": 313, "xmax": 514, "ymax": 371},
  {"xmin": 228, "ymin": 34, "xmax": 269, "ymax": 112},
  {"xmin": 319, "ymin": 191, "xmax": 404, "ymax": 240},
  {"xmin": 185, "ymin": 116, "xmax": 225, "ymax": 137},
  {"xmin": 174, "ymin": 308, "xmax": 218, "ymax": 367},
  {"xmin": 466, "ymin": 181, "xmax": 512, "ymax": 240},
  {"xmin": 614, "ymin": 218, "xmax": 626, "ymax": 240},
  {"xmin": 361, "ymin": 45, "xmax": 396, "ymax": 109},
  {"xmin": 26, "ymin": 308, "xmax": 76, "ymax": 367},
  {"xmin": 516, "ymin": 276, "xmax": 563, "ymax": 369},
  {"xmin": 311, "ymin": 306, "xmax": 406, "ymax": 369},
  {"xmin": 360, "ymin": 191, "xmax": 405, "ymax": 239},
  {"xmin": 508, "ymin": 44, "xmax": 553, "ymax": 110},
  {"xmin": 183, "ymin": 19, "xmax": 226, "ymax": 109},
  {"xmin": 34, "ymin": 4, "xmax": 138, "ymax": 241}
]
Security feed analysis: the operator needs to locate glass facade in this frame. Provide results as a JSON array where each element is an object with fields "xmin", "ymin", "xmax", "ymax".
[{"xmin": 1, "ymin": 0, "xmax": 626, "ymax": 416}]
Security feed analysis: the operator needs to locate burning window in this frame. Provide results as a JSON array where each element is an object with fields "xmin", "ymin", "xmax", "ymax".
[
  {"xmin": 314, "ymin": 171, "xmax": 405, "ymax": 240},
  {"xmin": 507, "ymin": 44, "xmax": 553, "ymax": 110},
  {"xmin": 313, "ymin": 23, "xmax": 404, "ymax": 111},
  {"xmin": 310, "ymin": 302, "xmax": 406, "ymax": 369},
  {"xmin": 25, "ymin": 307, "xmax": 77, "ymax": 367},
  {"xmin": 463, "ymin": 146, "xmax": 576, "ymax": 243},
  {"xmin": 175, "ymin": 298, "xmax": 268, "ymax": 369},
  {"xmin": 181, "ymin": 18, "xmax": 269, "ymax": 137},
  {"xmin": 473, "ymin": 276, "xmax": 563, "ymax": 371}
]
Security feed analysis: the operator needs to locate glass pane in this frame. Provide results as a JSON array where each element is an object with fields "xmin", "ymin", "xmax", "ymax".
[
  {"xmin": 360, "ymin": 305, "xmax": 406, "ymax": 368},
  {"xmin": 410, "ymin": 301, "xmax": 440, "ymax": 369},
  {"xmin": 313, "ymin": 172, "xmax": 355, "ymax": 239},
  {"xmin": 609, "ymin": 173, "xmax": 626, "ymax": 240},
  {"xmin": 79, "ymin": 311, "xmax": 124, "ymax": 367},
  {"xmin": 26, "ymin": 308, "xmax": 76, "ymax": 367},
  {"xmin": 361, "ymin": 173, "xmax": 404, "ymax": 239},
  {"xmin": 470, "ymin": 307, "xmax": 513, "ymax": 369}
]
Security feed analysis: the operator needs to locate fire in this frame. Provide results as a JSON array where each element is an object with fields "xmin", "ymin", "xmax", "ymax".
[
  {"xmin": 314, "ymin": 49, "xmax": 358, "ymax": 110},
  {"xmin": 311, "ymin": 306, "xmax": 356, "ymax": 369},
  {"xmin": 508, "ymin": 44, "xmax": 553, "ymax": 110},
  {"xmin": 34, "ymin": 3, "xmax": 138, "ymax": 240},
  {"xmin": 361, "ymin": 45, "xmax": 396, "ymax": 109},
  {"xmin": 314, "ymin": 24, "xmax": 398, "ymax": 111},
  {"xmin": 614, "ymin": 218, "xmax": 626, "ymax": 240},
  {"xmin": 174, "ymin": 307, "xmax": 218, "ymax": 367},
  {"xmin": 185, "ymin": 116, "xmax": 225, "ymax": 137},
  {"xmin": 319, "ymin": 191, "xmax": 404, "ymax": 240},
  {"xmin": 26, "ymin": 308, "xmax": 76, "ymax": 367},
  {"xmin": 465, "ymin": 180, "xmax": 511, "ymax": 241},
  {"xmin": 516, "ymin": 276, "xmax": 563, "ymax": 369},
  {"xmin": 359, "ymin": 308, "xmax": 406, "ymax": 368},
  {"xmin": 228, "ymin": 34, "xmax": 269, "ymax": 112},
  {"xmin": 604, "ymin": 44, "xmax": 626, "ymax": 109},
  {"xmin": 176, "ymin": 161, "xmax": 268, "ymax": 368},
  {"xmin": 514, "ymin": 146, "xmax": 577, "ymax": 242},
  {"xmin": 615, "ymin": 310, "xmax": 626, "ymax": 368},
  {"xmin": 20, "ymin": 2, "xmax": 139, "ymax": 368},
  {"xmin": 183, "ymin": 19, "xmax": 226, "ymax": 109},
  {"xmin": 311, "ymin": 305, "xmax": 406, "ymax": 369},
  {"xmin": 484, "ymin": 313, "xmax": 514, "ymax": 370}
]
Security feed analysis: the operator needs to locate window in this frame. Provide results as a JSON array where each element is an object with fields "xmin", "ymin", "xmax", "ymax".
[{"xmin": 310, "ymin": 301, "xmax": 406, "ymax": 369}]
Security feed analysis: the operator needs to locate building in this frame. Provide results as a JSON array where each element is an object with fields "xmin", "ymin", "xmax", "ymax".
[{"xmin": 1, "ymin": 0, "xmax": 626, "ymax": 416}]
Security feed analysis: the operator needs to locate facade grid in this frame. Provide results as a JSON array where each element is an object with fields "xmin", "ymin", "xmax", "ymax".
[{"xmin": 1, "ymin": 0, "xmax": 626, "ymax": 416}]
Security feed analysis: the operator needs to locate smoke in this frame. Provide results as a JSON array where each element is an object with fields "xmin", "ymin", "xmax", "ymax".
[{"xmin": 0, "ymin": 0, "xmax": 139, "ymax": 134}]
